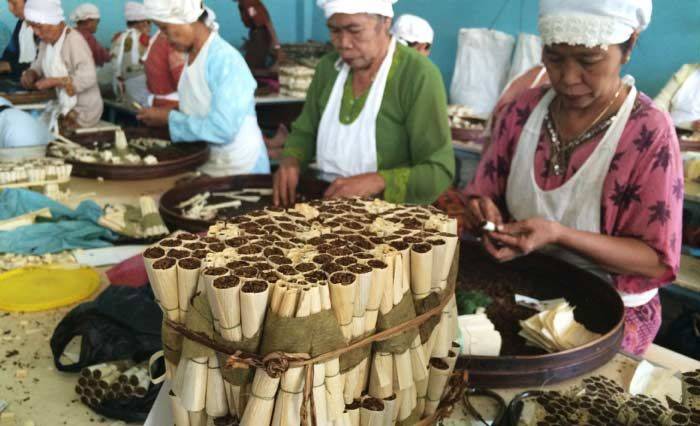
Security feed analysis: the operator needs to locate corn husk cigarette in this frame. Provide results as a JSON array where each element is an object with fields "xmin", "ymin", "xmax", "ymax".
[
  {"xmin": 83, "ymin": 387, "xmax": 93, "ymax": 397},
  {"xmin": 189, "ymin": 410, "xmax": 207, "ymax": 426},
  {"xmin": 424, "ymin": 358, "xmax": 450, "ymax": 417},
  {"xmin": 270, "ymin": 281, "xmax": 288, "ymax": 314},
  {"xmin": 209, "ymin": 275, "xmax": 242, "ymax": 342},
  {"xmin": 98, "ymin": 369, "xmax": 120, "ymax": 389},
  {"xmin": 81, "ymin": 363, "xmax": 115, "ymax": 379},
  {"xmin": 151, "ymin": 257, "xmax": 180, "ymax": 322},
  {"xmin": 75, "ymin": 385, "xmax": 84, "ymax": 395},
  {"xmin": 432, "ymin": 296, "xmax": 458, "ymax": 358},
  {"xmin": 410, "ymin": 243, "xmax": 433, "ymax": 300},
  {"xmin": 325, "ymin": 357, "xmax": 345, "ymax": 422},
  {"xmin": 118, "ymin": 366, "xmax": 140, "ymax": 384},
  {"xmin": 177, "ymin": 257, "xmax": 202, "ymax": 322},
  {"xmin": 329, "ymin": 272, "xmax": 357, "ymax": 341},
  {"xmin": 445, "ymin": 348, "xmax": 458, "ymax": 375},
  {"xmin": 347, "ymin": 401, "xmax": 361, "ymax": 426},
  {"xmin": 239, "ymin": 365, "xmax": 281, "ymax": 426},
  {"xmin": 397, "ymin": 386, "xmax": 416, "ymax": 422},
  {"xmin": 307, "ymin": 286, "xmax": 329, "ymax": 425},
  {"xmin": 360, "ymin": 397, "xmax": 385, "ymax": 426},
  {"xmin": 240, "ymin": 280, "xmax": 271, "ymax": 340},
  {"xmin": 368, "ymin": 352, "xmax": 393, "ymax": 399},
  {"xmin": 382, "ymin": 395, "xmax": 398, "ymax": 426},
  {"xmin": 408, "ymin": 334, "xmax": 428, "ymax": 382},
  {"xmin": 437, "ymin": 232, "xmax": 458, "ymax": 285},
  {"xmin": 273, "ymin": 288, "xmax": 310, "ymax": 426},
  {"xmin": 428, "ymin": 239, "xmax": 447, "ymax": 291},
  {"xmin": 415, "ymin": 376, "xmax": 429, "ymax": 418},
  {"xmin": 179, "ymin": 357, "xmax": 208, "ymax": 412},
  {"xmin": 365, "ymin": 260, "xmax": 388, "ymax": 333},
  {"xmin": 206, "ymin": 356, "xmax": 229, "ymax": 417},
  {"xmin": 201, "ymin": 267, "xmax": 229, "ymax": 332},
  {"xmin": 393, "ymin": 350, "xmax": 413, "ymax": 391}
]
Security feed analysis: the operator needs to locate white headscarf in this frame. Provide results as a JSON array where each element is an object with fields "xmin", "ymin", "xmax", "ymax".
[
  {"xmin": 125, "ymin": 2, "xmax": 149, "ymax": 22},
  {"xmin": 392, "ymin": 14, "xmax": 433, "ymax": 45},
  {"xmin": 204, "ymin": 7, "xmax": 219, "ymax": 32},
  {"xmin": 24, "ymin": 0, "xmax": 64, "ymax": 26},
  {"xmin": 539, "ymin": 0, "xmax": 652, "ymax": 49},
  {"xmin": 317, "ymin": 0, "xmax": 397, "ymax": 19},
  {"xmin": 70, "ymin": 3, "xmax": 100, "ymax": 23},
  {"xmin": 144, "ymin": 0, "xmax": 204, "ymax": 25}
]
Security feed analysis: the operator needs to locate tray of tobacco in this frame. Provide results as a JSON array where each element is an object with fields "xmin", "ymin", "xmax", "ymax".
[
  {"xmin": 47, "ymin": 127, "xmax": 209, "ymax": 180},
  {"xmin": 0, "ymin": 79, "xmax": 56, "ymax": 105},
  {"xmin": 677, "ymin": 129, "xmax": 700, "ymax": 152},
  {"xmin": 159, "ymin": 174, "xmax": 329, "ymax": 232},
  {"xmin": 456, "ymin": 241, "xmax": 624, "ymax": 388}
]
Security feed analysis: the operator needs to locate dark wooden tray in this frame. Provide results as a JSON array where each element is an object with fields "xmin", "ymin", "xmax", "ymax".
[
  {"xmin": 451, "ymin": 127, "xmax": 484, "ymax": 142},
  {"xmin": 159, "ymin": 174, "xmax": 328, "ymax": 232},
  {"xmin": 1, "ymin": 90, "xmax": 56, "ymax": 105},
  {"xmin": 456, "ymin": 241, "xmax": 624, "ymax": 388},
  {"xmin": 50, "ymin": 127, "xmax": 209, "ymax": 180}
]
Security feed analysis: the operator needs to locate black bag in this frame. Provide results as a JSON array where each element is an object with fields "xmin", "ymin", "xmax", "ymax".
[
  {"xmin": 657, "ymin": 311, "xmax": 700, "ymax": 360},
  {"xmin": 50, "ymin": 284, "xmax": 164, "ymax": 422}
]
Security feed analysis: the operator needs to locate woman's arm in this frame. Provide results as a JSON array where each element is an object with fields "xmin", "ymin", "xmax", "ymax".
[{"xmin": 489, "ymin": 219, "xmax": 667, "ymax": 279}]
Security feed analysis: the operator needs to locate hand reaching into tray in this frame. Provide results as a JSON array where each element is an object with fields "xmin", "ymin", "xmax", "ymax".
[{"xmin": 137, "ymin": 107, "xmax": 171, "ymax": 127}]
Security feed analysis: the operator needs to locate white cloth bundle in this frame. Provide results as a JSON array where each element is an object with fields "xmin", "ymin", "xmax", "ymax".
[{"xmin": 18, "ymin": 21, "xmax": 37, "ymax": 64}]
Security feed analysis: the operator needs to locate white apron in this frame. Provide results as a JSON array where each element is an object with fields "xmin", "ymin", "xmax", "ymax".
[
  {"xmin": 505, "ymin": 76, "xmax": 658, "ymax": 308},
  {"xmin": 670, "ymin": 68, "xmax": 700, "ymax": 127},
  {"xmin": 113, "ymin": 29, "xmax": 150, "ymax": 106},
  {"xmin": 178, "ymin": 33, "xmax": 264, "ymax": 177},
  {"xmin": 40, "ymin": 27, "xmax": 77, "ymax": 133},
  {"xmin": 316, "ymin": 38, "xmax": 396, "ymax": 181},
  {"xmin": 18, "ymin": 21, "xmax": 37, "ymax": 64},
  {"xmin": 142, "ymin": 30, "xmax": 179, "ymax": 106}
]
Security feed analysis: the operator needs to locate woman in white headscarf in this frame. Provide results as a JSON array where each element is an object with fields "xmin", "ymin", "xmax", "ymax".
[
  {"xmin": 273, "ymin": 0, "xmax": 454, "ymax": 206},
  {"xmin": 137, "ymin": 0, "xmax": 269, "ymax": 177},
  {"xmin": 0, "ymin": 0, "xmax": 38, "ymax": 78},
  {"xmin": 20, "ymin": 0, "xmax": 103, "ymax": 132},
  {"xmin": 460, "ymin": 0, "xmax": 682, "ymax": 355},
  {"xmin": 70, "ymin": 3, "xmax": 110, "ymax": 67},
  {"xmin": 391, "ymin": 14, "xmax": 434, "ymax": 56},
  {"xmin": 110, "ymin": 1, "xmax": 151, "ymax": 106}
]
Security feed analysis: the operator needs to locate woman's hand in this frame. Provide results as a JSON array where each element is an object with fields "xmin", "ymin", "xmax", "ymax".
[
  {"xmin": 137, "ymin": 107, "xmax": 171, "ymax": 127},
  {"xmin": 324, "ymin": 173, "xmax": 386, "ymax": 200},
  {"xmin": 273, "ymin": 156, "xmax": 301, "ymax": 207},
  {"xmin": 35, "ymin": 77, "xmax": 63, "ymax": 91},
  {"xmin": 463, "ymin": 196, "xmax": 504, "ymax": 234},
  {"xmin": 20, "ymin": 69, "xmax": 39, "ymax": 89},
  {"xmin": 486, "ymin": 217, "xmax": 563, "ymax": 261}
]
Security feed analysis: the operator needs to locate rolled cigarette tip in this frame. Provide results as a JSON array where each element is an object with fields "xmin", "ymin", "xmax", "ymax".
[{"xmin": 480, "ymin": 221, "xmax": 496, "ymax": 232}]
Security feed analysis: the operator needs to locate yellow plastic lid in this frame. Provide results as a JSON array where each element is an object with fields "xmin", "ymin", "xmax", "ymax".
[{"xmin": 0, "ymin": 265, "xmax": 101, "ymax": 312}]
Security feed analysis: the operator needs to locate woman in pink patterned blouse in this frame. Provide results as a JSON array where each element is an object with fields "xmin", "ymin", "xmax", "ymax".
[{"xmin": 461, "ymin": 0, "xmax": 682, "ymax": 355}]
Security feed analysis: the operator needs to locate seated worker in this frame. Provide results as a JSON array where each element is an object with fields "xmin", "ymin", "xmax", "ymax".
[
  {"xmin": 0, "ymin": 96, "xmax": 51, "ymax": 159},
  {"xmin": 0, "ymin": 0, "xmax": 38, "ymax": 78},
  {"xmin": 111, "ymin": 2, "xmax": 151, "ymax": 106},
  {"xmin": 137, "ymin": 0, "xmax": 270, "ymax": 177},
  {"xmin": 273, "ymin": 0, "xmax": 454, "ymax": 206},
  {"xmin": 654, "ymin": 63, "xmax": 700, "ymax": 131},
  {"xmin": 70, "ymin": 3, "xmax": 110, "ymax": 67},
  {"xmin": 391, "ymin": 14, "xmax": 433, "ymax": 56},
  {"xmin": 20, "ymin": 0, "xmax": 103, "ymax": 132},
  {"xmin": 236, "ymin": 0, "xmax": 284, "ymax": 71}
]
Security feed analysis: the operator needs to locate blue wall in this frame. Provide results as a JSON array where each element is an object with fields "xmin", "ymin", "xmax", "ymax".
[{"xmin": 2, "ymin": 0, "xmax": 699, "ymax": 97}]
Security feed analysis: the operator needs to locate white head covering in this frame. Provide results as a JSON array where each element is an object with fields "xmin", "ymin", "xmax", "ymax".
[
  {"xmin": 70, "ymin": 3, "xmax": 100, "ymax": 23},
  {"xmin": 204, "ymin": 7, "xmax": 219, "ymax": 32},
  {"xmin": 24, "ymin": 0, "xmax": 64, "ymax": 25},
  {"xmin": 125, "ymin": 2, "xmax": 149, "ymax": 22},
  {"xmin": 144, "ymin": 0, "xmax": 204, "ymax": 25},
  {"xmin": 538, "ymin": 0, "xmax": 652, "ymax": 49},
  {"xmin": 391, "ymin": 14, "xmax": 433, "ymax": 45},
  {"xmin": 317, "ymin": 0, "xmax": 397, "ymax": 19}
]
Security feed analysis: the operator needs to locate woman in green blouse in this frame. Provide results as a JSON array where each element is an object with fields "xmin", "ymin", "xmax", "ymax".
[{"xmin": 273, "ymin": 0, "xmax": 454, "ymax": 206}]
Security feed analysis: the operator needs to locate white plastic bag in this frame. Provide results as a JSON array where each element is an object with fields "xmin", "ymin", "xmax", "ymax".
[
  {"xmin": 507, "ymin": 33, "xmax": 543, "ymax": 83},
  {"xmin": 449, "ymin": 28, "xmax": 515, "ymax": 118}
]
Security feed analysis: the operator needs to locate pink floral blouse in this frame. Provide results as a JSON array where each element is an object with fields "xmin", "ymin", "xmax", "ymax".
[{"xmin": 465, "ymin": 87, "xmax": 683, "ymax": 295}]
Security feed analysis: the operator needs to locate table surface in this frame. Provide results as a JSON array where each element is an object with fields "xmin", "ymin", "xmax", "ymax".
[{"xmin": 2, "ymin": 174, "xmax": 700, "ymax": 425}]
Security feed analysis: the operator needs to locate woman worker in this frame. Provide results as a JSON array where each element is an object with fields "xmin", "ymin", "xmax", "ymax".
[
  {"xmin": 0, "ymin": 0, "xmax": 37, "ymax": 78},
  {"xmin": 273, "ymin": 0, "xmax": 454, "ymax": 206},
  {"xmin": 137, "ymin": 0, "xmax": 269, "ymax": 177},
  {"xmin": 142, "ymin": 28, "xmax": 185, "ymax": 109},
  {"xmin": 70, "ymin": 3, "xmax": 110, "ymax": 67},
  {"xmin": 111, "ymin": 2, "xmax": 151, "ymax": 107},
  {"xmin": 461, "ymin": 0, "xmax": 682, "ymax": 355},
  {"xmin": 20, "ymin": 0, "xmax": 103, "ymax": 132},
  {"xmin": 654, "ymin": 62, "xmax": 700, "ymax": 131},
  {"xmin": 0, "ymin": 96, "xmax": 51, "ymax": 159},
  {"xmin": 391, "ymin": 14, "xmax": 433, "ymax": 57}
]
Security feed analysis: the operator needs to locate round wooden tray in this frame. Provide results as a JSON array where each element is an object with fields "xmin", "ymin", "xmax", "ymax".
[
  {"xmin": 159, "ymin": 174, "xmax": 329, "ymax": 232},
  {"xmin": 456, "ymin": 241, "xmax": 624, "ymax": 388},
  {"xmin": 50, "ymin": 127, "xmax": 210, "ymax": 180},
  {"xmin": 451, "ymin": 127, "xmax": 484, "ymax": 142}
]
